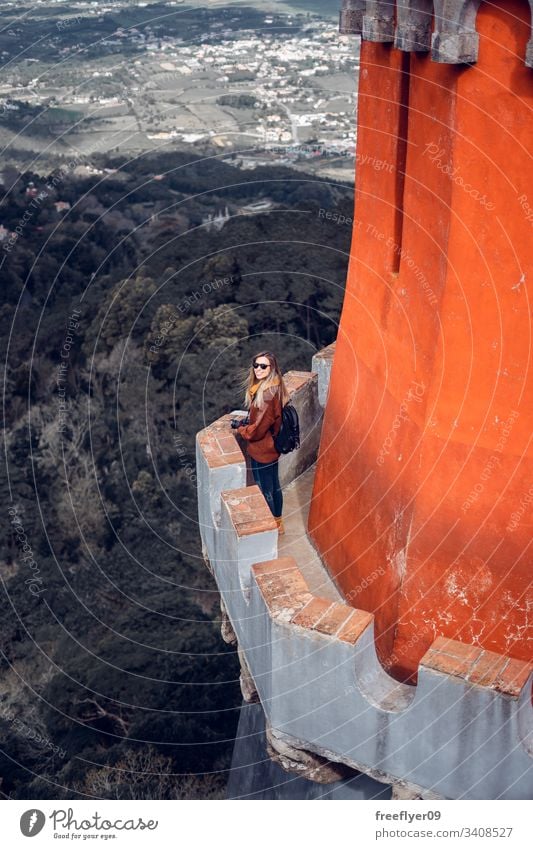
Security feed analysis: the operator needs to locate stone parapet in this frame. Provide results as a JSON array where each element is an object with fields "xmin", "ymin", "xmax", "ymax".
[
  {"xmin": 219, "ymin": 486, "xmax": 278, "ymax": 601},
  {"xmin": 196, "ymin": 344, "xmax": 532, "ymax": 798},
  {"xmin": 198, "ymin": 491, "xmax": 533, "ymax": 798},
  {"xmin": 277, "ymin": 371, "xmax": 323, "ymax": 487},
  {"xmin": 196, "ymin": 412, "xmax": 247, "ymax": 564}
]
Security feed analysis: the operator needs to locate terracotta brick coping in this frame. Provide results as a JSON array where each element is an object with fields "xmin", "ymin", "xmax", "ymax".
[
  {"xmin": 221, "ymin": 486, "xmax": 278, "ymax": 537},
  {"xmin": 283, "ymin": 370, "xmax": 317, "ymax": 396},
  {"xmin": 197, "ymin": 414, "xmax": 244, "ymax": 470},
  {"xmin": 421, "ymin": 637, "xmax": 532, "ymax": 699}
]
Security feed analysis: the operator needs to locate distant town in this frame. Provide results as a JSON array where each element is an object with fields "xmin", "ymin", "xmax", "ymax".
[{"xmin": 0, "ymin": 1, "xmax": 358, "ymax": 180}]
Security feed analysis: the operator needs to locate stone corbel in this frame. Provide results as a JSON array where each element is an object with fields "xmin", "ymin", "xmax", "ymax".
[
  {"xmin": 526, "ymin": 2, "xmax": 533, "ymax": 68},
  {"xmin": 363, "ymin": 0, "xmax": 395, "ymax": 43},
  {"xmin": 339, "ymin": 0, "xmax": 367, "ymax": 35},
  {"xmin": 431, "ymin": 0, "xmax": 481, "ymax": 64},
  {"xmin": 395, "ymin": 1, "xmax": 433, "ymax": 52}
]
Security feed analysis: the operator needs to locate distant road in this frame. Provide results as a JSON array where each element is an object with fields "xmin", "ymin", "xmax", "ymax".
[
  {"xmin": 278, "ymin": 102, "xmax": 299, "ymax": 144},
  {"xmin": 182, "ymin": 0, "xmax": 336, "ymax": 18}
]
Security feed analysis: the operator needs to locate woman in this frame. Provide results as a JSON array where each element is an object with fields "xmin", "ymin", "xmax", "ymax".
[{"xmin": 232, "ymin": 351, "xmax": 290, "ymax": 533}]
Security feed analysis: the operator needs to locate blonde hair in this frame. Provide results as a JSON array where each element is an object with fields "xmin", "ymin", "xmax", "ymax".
[{"xmin": 239, "ymin": 350, "xmax": 291, "ymax": 410}]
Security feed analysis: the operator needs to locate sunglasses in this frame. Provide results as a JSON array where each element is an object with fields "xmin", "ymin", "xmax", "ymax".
[{"xmin": 253, "ymin": 362, "xmax": 270, "ymax": 370}]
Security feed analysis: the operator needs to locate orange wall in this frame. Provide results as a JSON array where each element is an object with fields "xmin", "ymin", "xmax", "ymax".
[{"xmin": 309, "ymin": 0, "xmax": 533, "ymax": 681}]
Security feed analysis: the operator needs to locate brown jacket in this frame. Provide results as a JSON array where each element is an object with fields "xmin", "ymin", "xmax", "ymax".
[{"xmin": 237, "ymin": 384, "xmax": 282, "ymax": 463}]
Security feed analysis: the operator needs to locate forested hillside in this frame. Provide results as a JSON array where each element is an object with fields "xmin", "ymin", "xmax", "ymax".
[{"xmin": 0, "ymin": 150, "xmax": 353, "ymax": 798}]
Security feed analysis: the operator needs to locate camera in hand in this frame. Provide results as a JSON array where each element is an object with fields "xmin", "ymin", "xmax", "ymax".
[{"xmin": 231, "ymin": 416, "xmax": 249, "ymax": 429}]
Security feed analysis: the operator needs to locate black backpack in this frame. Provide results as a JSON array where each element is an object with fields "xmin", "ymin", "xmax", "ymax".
[{"xmin": 273, "ymin": 403, "xmax": 300, "ymax": 454}]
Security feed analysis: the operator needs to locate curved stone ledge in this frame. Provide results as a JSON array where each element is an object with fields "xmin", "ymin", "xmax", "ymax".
[{"xmin": 266, "ymin": 722, "xmax": 355, "ymax": 783}]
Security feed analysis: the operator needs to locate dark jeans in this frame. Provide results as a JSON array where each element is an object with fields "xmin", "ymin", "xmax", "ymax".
[{"xmin": 250, "ymin": 457, "xmax": 283, "ymax": 518}]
